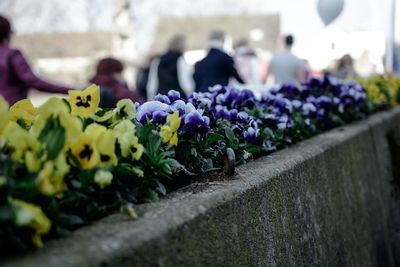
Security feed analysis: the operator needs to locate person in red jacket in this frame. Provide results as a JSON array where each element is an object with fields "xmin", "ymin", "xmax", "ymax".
[
  {"xmin": 0, "ymin": 15, "xmax": 70, "ymax": 105},
  {"xmin": 89, "ymin": 57, "xmax": 144, "ymax": 107}
]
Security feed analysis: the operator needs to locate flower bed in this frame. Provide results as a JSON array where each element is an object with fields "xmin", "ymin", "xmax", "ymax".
[{"xmin": 0, "ymin": 75, "xmax": 398, "ymax": 254}]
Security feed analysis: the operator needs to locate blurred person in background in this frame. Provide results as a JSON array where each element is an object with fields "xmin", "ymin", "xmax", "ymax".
[
  {"xmin": 233, "ymin": 39, "xmax": 261, "ymax": 84},
  {"xmin": 89, "ymin": 57, "xmax": 144, "ymax": 107},
  {"xmin": 302, "ymin": 59, "xmax": 312, "ymax": 82},
  {"xmin": 333, "ymin": 54, "xmax": 358, "ymax": 80},
  {"xmin": 0, "ymin": 15, "xmax": 70, "ymax": 105},
  {"xmin": 266, "ymin": 34, "xmax": 304, "ymax": 85},
  {"xmin": 193, "ymin": 30, "xmax": 244, "ymax": 92},
  {"xmin": 147, "ymin": 34, "xmax": 193, "ymax": 100},
  {"xmin": 135, "ymin": 54, "xmax": 159, "ymax": 100}
]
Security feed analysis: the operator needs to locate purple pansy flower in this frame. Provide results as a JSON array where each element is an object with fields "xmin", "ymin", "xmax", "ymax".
[
  {"xmin": 243, "ymin": 126, "xmax": 260, "ymax": 145},
  {"xmin": 183, "ymin": 110, "xmax": 210, "ymax": 135},
  {"xmin": 154, "ymin": 94, "xmax": 171, "ymax": 105},
  {"xmin": 168, "ymin": 90, "xmax": 181, "ymax": 102},
  {"xmin": 136, "ymin": 101, "xmax": 170, "ymax": 123}
]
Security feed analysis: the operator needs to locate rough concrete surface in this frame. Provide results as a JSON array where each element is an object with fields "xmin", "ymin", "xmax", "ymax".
[{"xmin": 3, "ymin": 108, "xmax": 400, "ymax": 267}]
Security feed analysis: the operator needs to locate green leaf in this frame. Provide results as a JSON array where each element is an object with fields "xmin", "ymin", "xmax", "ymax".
[
  {"xmin": 224, "ymin": 127, "xmax": 239, "ymax": 149},
  {"xmin": 0, "ymin": 205, "xmax": 14, "ymax": 220},
  {"xmin": 144, "ymin": 188, "xmax": 159, "ymax": 202},
  {"xmin": 137, "ymin": 123, "xmax": 155, "ymax": 144},
  {"xmin": 154, "ymin": 180, "xmax": 167, "ymax": 195},
  {"xmin": 38, "ymin": 116, "xmax": 66, "ymax": 160},
  {"xmin": 168, "ymin": 158, "xmax": 195, "ymax": 176},
  {"xmin": 205, "ymin": 133, "xmax": 224, "ymax": 147},
  {"xmin": 57, "ymin": 213, "xmax": 84, "ymax": 227},
  {"xmin": 116, "ymin": 163, "xmax": 144, "ymax": 177},
  {"xmin": 263, "ymin": 127, "xmax": 275, "ymax": 140}
]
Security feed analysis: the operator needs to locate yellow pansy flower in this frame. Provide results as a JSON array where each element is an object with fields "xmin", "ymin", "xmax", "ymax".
[
  {"xmin": 68, "ymin": 84, "xmax": 100, "ymax": 118},
  {"xmin": 114, "ymin": 99, "xmax": 136, "ymax": 120},
  {"xmin": 69, "ymin": 133, "xmax": 99, "ymax": 170},
  {"xmin": 58, "ymin": 111, "xmax": 83, "ymax": 140},
  {"xmin": 3, "ymin": 122, "xmax": 41, "ymax": 162},
  {"xmin": 94, "ymin": 170, "xmax": 113, "ymax": 189},
  {"xmin": 53, "ymin": 153, "xmax": 70, "ymax": 181},
  {"xmin": 10, "ymin": 199, "xmax": 51, "ymax": 248},
  {"xmin": 25, "ymin": 150, "xmax": 41, "ymax": 173},
  {"xmin": 31, "ymin": 97, "xmax": 78, "ymax": 138},
  {"xmin": 36, "ymin": 157, "xmax": 66, "ymax": 197},
  {"xmin": 119, "ymin": 133, "xmax": 144, "ymax": 160},
  {"xmin": 96, "ymin": 130, "xmax": 118, "ymax": 166},
  {"xmin": 38, "ymin": 97, "xmax": 69, "ymax": 117},
  {"xmin": 37, "ymin": 161, "xmax": 56, "ymax": 196},
  {"xmin": 159, "ymin": 112, "xmax": 181, "ymax": 146},
  {"xmin": 113, "ymin": 119, "xmax": 136, "ymax": 139},
  {"xmin": 9, "ymin": 99, "xmax": 37, "ymax": 124},
  {"xmin": 84, "ymin": 123, "xmax": 117, "ymax": 166},
  {"xmin": 85, "ymin": 123, "xmax": 106, "ymax": 138},
  {"xmin": 91, "ymin": 109, "xmax": 114, "ymax": 124},
  {"xmin": 0, "ymin": 95, "xmax": 10, "ymax": 135},
  {"xmin": 167, "ymin": 111, "xmax": 181, "ymax": 132}
]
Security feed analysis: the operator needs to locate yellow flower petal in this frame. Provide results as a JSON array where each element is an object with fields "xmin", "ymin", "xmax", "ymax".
[
  {"xmin": 4, "ymin": 121, "xmax": 41, "ymax": 161},
  {"xmin": 58, "ymin": 111, "xmax": 83, "ymax": 139},
  {"xmin": 96, "ymin": 130, "xmax": 118, "ymax": 167},
  {"xmin": 114, "ymin": 99, "xmax": 136, "ymax": 120},
  {"xmin": 119, "ymin": 133, "xmax": 143, "ymax": 160},
  {"xmin": 38, "ymin": 97, "xmax": 69, "ymax": 117},
  {"xmin": 85, "ymin": 123, "xmax": 107, "ymax": 140},
  {"xmin": 169, "ymin": 131, "xmax": 178, "ymax": 146},
  {"xmin": 167, "ymin": 111, "xmax": 181, "ymax": 132},
  {"xmin": 0, "ymin": 95, "xmax": 10, "ymax": 135},
  {"xmin": 91, "ymin": 109, "xmax": 114, "ymax": 123},
  {"xmin": 113, "ymin": 119, "xmax": 136, "ymax": 139},
  {"xmin": 9, "ymin": 99, "xmax": 37, "ymax": 124},
  {"xmin": 68, "ymin": 84, "xmax": 100, "ymax": 118},
  {"xmin": 159, "ymin": 125, "xmax": 173, "ymax": 143},
  {"xmin": 25, "ymin": 150, "xmax": 41, "ymax": 173},
  {"xmin": 69, "ymin": 133, "xmax": 99, "ymax": 169},
  {"xmin": 10, "ymin": 199, "xmax": 51, "ymax": 248},
  {"xmin": 94, "ymin": 170, "xmax": 113, "ymax": 189},
  {"xmin": 37, "ymin": 162, "xmax": 56, "ymax": 196},
  {"xmin": 131, "ymin": 143, "xmax": 144, "ymax": 160}
]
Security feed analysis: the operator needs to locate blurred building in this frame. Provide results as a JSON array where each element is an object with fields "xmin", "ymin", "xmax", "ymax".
[
  {"xmin": 13, "ymin": 32, "xmax": 113, "ymax": 85},
  {"xmin": 1, "ymin": 0, "xmax": 399, "ymax": 89}
]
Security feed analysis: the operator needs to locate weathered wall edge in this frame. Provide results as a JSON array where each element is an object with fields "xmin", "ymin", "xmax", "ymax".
[{"xmin": 4, "ymin": 108, "xmax": 400, "ymax": 267}]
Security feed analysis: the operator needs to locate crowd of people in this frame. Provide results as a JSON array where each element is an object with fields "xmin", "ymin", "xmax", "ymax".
[{"xmin": 0, "ymin": 14, "xmax": 360, "ymax": 106}]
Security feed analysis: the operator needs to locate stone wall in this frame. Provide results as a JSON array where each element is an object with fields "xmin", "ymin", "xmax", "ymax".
[{"xmin": 4, "ymin": 108, "xmax": 400, "ymax": 267}]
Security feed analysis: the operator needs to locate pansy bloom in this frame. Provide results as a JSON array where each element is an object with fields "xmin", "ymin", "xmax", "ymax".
[
  {"xmin": 119, "ymin": 133, "xmax": 144, "ymax": 160},
  {"xmin": 113, "ymin": 99, "xmax": 136, "ymax": 121},
  {"xmin": 68, "ymin": 84, "xmax": 100, "ymax": 118},
  {"xmin": 9, "ymin": 99, "xmax": 37, "ymax": 124},
  {"xmin": 94, "ymin": 170, "xmax": 114, "ymax": 189},
  {"xmin": 10, "ymin": 199, "xmax": 51, "ymax": 248},
  {"xmin": 159, "ymin": 111, "xmax": 181, "ymax": 146},
  {"xmin": 182, "ymin": 110, "xmax": 210, "ymax": 136},
  {"xmin": 69, "ymin": 133, "xmax": 99, "ymax": 169}
]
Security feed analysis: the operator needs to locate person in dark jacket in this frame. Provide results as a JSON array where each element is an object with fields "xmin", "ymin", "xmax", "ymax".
[
  {"xmin": 147, "ymin": 35, "xmax": 194, "ymax": 100},
  {"xmin": 0, "ymin": 15, "xmax": 70, "ymax": 105},
  {"xmin": 89, "ymin": 57, "xmax": 144, "ymax": 107},
  {"xmin": 193, "ymin": 30, "xmax": 244, "ymax": 93},
  {"xmin": 135, "ymin": 54, "xmax": 159, "ymax": 100}
]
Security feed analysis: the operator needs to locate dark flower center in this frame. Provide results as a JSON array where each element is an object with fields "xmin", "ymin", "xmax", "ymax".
[
  {"xmin": 79, "ymin": 145, "xmax": 93, "ymax": 160},
  {"xmin": 76, "ymin": 95, "xmax": 92, "ymax": 108},
  {"xmin": 100, "ymin": 154, "xmax": 110, "ymax": 162},
  {"xmin": 130, "ymin": 146, "xmax": 137, "ymax": 154}
]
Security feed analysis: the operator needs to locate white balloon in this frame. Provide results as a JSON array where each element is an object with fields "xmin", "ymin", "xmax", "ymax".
[{"xmin": 317, "ymin": 0, "xmax": 345, "ymax": 26}]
